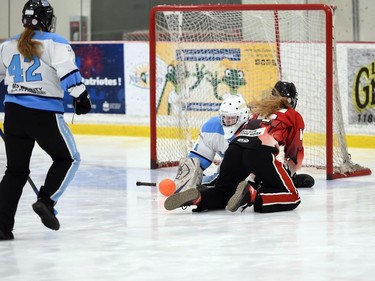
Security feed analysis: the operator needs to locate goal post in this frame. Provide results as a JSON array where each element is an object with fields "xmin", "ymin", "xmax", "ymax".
[{"xmin": 149, "ymin": 4, "xmax": 372, "ymax": 180}]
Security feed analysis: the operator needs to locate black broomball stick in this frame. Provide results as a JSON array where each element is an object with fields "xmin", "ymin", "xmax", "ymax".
[{"xmin": 136, "ymin": 181, "xmax": 157, "ymax": 186}]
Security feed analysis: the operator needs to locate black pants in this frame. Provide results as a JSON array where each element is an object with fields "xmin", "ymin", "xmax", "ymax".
[
  {"xmin": 198, "ymin": 144, "xmax": 300, "ymax": 213},
  {"xmin": 0, "ymin": 103, "xmax": 80, "ymax": 232}
]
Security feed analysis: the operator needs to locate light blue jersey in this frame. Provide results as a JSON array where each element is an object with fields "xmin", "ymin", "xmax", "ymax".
[
  {"xmin": 0, "ymin": 31, "xmax": 85, "ymax": 113},
  {"xmin": 188, "ymin": 116, "xmax": 230, "ymax": 183}
]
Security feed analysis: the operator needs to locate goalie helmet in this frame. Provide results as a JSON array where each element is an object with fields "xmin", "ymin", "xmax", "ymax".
[
  {"xmin": 22, "ymin": 0, "xmax": 56, "ymax": 32},
  {"xmin": 219, "ymin": 95, "xmax": 249, "ymax": 140},
  {"xmin": 274, "ymin": 81, "xmax": 298, "ymax": 109}
]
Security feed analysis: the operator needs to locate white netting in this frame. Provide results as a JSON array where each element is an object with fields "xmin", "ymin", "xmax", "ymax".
[{"xmin": 150, "ymin": 5, "xmax": 370, "ymax": 178}]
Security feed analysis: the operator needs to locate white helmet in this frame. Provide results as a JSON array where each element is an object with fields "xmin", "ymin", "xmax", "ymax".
[{"xmin": 219, "ymin": 95, "xmax": 249, "ymax": 140}]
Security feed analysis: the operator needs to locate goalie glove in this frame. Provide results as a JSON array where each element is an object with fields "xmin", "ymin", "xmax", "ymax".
[{"xmin": 73, "ymin": 90, "xmax": 92, "ymax": 115}]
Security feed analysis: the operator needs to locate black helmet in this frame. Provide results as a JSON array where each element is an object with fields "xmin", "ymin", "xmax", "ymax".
[
  {"xmin": 274, "ymin": 81, "xmax": 298, "ymax": 109},
  {"xmin": 22, "ymin": 0, "xmax": 56, "ymax": 32}
]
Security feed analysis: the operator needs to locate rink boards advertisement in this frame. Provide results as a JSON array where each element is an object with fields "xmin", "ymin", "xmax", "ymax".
[
  {"xmin": 346, "ymin": 48, "xmax": 375, "ymax": 126},
  {"xmin": 67, "ymin": 43, "xmax": 125, "ymax": 114},
  {"xmin": 0, "ymin": 42, "xmax": 375, "ymax": 136},
  {"xmin": 124, "ymin": 42, "xmax": 150, "ymax": 116},
  {"xmin": 155, "ymin": 42, "xmax": 278, "ymax": 116}
]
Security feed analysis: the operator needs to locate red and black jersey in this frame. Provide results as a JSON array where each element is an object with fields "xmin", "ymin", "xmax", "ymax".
[{"xmin": 231, "ymin": 108, "xmax": 305, "ymax": 171}]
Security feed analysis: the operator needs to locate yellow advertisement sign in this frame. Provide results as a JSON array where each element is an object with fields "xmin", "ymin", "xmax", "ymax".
[
  {"xmin": 348, "ymin": 48, "xmax": 375, "ymax": 125},
  {"xmin": 155, "ymin": 42, "xmax": 279, "ymax": 115}
]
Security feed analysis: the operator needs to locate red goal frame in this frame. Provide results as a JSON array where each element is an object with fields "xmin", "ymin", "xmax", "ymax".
[{"xmin": 149, "ymin": 4, "xmax": 371, "ymax": 180}]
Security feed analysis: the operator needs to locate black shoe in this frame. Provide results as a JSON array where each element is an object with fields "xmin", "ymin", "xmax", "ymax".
[
  {"xmin": 293, "ymin": 173, "xmax": 315, "ymax": 188},
  {"xmin": 32, "ymin": 198, "xmax": 60, "ymax": 231},
  {"xmin": 0, "ymin": 228, "xmax": 14, "ymax": 240},
  {"xmin": 227, "ymin": 181, "xmax": 257, "ymax": 212}
]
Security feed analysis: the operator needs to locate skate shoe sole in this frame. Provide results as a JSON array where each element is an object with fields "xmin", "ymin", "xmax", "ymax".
[
  {"xmin": 32, "ymin": 201, "xmax": 60, "ymax": 231},
  {"xmin": 227, "ymin": 181, "xmax": 249, "ymax": 212},
  {"xmin": 164, "ymin": 188, "xmax": 200, "ymax": 211}
]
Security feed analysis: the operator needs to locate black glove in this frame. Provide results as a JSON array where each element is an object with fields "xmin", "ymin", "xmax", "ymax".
[
  {"xmin": 293, "ymin": 174, "xmax": 315, "ymax": 188},
  {"xmin": 73, "ymin": 90, "xmax": 91, "ymax": 115}
]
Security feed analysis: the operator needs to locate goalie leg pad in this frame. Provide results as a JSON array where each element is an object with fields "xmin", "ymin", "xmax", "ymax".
[{"xmin": 174, "ymin": 157, "xmax": 203, "ymax": 193}]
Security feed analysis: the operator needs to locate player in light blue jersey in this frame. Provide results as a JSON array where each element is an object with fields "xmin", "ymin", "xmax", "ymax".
[
  {"xmin": 0, "ymin": 0, "xmax": 91, "ymax": 240},
  {"xmin": 174, "ymin": 95, "xmax": 250, "ymax": 192}
]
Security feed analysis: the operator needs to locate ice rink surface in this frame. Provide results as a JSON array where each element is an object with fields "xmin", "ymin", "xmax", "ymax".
[{"xmin": 0, "ymin": 135, "xmax": 374, "ymax": 281}]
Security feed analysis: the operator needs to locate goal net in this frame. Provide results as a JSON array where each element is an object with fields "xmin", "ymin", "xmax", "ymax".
[{"xmin": 149, "ymin": 4, "xmax": 371, "ymax": 179}]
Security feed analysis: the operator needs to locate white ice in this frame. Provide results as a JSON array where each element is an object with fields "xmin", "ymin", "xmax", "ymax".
[{"xmin": 0, "ymin": 135, "xmax": 374, "ymax": 281}]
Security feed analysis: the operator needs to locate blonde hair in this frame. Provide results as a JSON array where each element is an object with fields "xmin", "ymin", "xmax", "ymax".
[
  {"xmin": 17, "ymin": 27, "xmax": 43, "ymax": 61},
  {"xmin": 249, "ymin": 88, "xmax": 291, "ymax": 118}
]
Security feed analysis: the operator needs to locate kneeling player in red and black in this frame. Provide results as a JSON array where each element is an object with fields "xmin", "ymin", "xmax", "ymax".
[{"xmin": 164, "ymin": 81, "xmax": 306, "ymax": 213}]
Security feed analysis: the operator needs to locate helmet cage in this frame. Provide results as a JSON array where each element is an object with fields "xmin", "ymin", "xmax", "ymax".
[
  {"xmin": 219, "ymin": 96, "xmax": 249, "ymax": 140},
  {"xmin": 221, "ymin": 115, "xmax": 239, "ymax": 127}
]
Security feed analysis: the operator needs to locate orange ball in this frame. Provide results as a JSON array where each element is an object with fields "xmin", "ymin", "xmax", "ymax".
[{"xmin": 158, "ymin": 178, "xmax": 176, "ymax": 196}]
